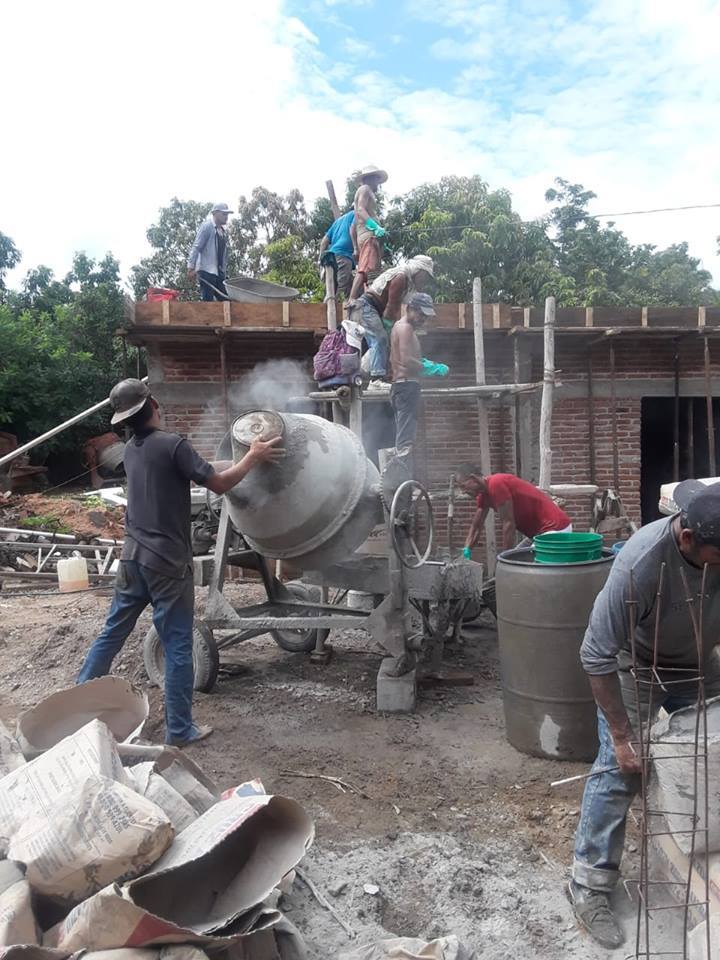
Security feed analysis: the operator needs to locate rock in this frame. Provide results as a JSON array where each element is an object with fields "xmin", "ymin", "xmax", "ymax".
[
  {"xmin": 330, "ymin": 881, "xmax": 348, "ymax": 897},
  {"xmin": 363, "ymin": 883, "xmax": 380, "ymax": 896}
]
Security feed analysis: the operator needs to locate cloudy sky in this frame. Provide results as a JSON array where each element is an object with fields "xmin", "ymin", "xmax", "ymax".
[{"xmin": 2, "ymin": 0, "xmax": 719, "ymax": 289}]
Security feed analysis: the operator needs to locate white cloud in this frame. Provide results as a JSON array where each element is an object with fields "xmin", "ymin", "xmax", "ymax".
[{"xmin": 1, "ymin": 0, "xmax": 718, "ymax": 294}]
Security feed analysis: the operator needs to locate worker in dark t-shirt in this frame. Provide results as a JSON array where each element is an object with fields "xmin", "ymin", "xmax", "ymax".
[
  {"xmin": 456, "ymin": 466, "xmax": 571, "ymax": 555},
  {"xmin": 77, "ymin": 379, "xmax": 283, "ymax": 746}
]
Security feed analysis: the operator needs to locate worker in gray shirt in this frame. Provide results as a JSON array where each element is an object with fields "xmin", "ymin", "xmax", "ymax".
[
  {"xmin": 188, "ymin": 202, "xmax": 232, "ymax": 301},
  {"xmin": 77, "ymin": 379, "xmax": 283, "ymax": 746},
  {"xmin": 568, "ymin": 480, "xmax": 720, "ymax": 948}
]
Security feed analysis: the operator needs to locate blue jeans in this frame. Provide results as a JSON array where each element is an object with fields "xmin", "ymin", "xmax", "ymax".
[
  {"xmin": 77, "ymin": 560, "xmax": 195, "ymax": 742},
  {"xmin": 359, "ymin": 297, "xmax": 388, "ymax": 378},
  {"xmin": 573, "ymin": 687, "xmax": 709, "ymax": 892}
]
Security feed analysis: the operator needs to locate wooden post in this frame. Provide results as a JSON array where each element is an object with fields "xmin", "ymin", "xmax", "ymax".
[
  {"xmin": 325, "ymin": 269, "xmax": 337, "ymax": 330},
  {"xmin": 538, "ymin": 296, "xmax": 555, "ymax": 490},
  {"xmin": 219, "ymin": 335, "xmax": 230, "ymax": 433},
  {"xmin": 704, "ymin": 335, "xmax": 716, "ymax": 475},
  {"xmin": 587, "ymin": 350, "xmax": 596, "ymax": 484},
  {"xmin": 609, "ymin": 340, "xmax": 620, "ymax": 492},
  {"xmin": 325, "ymin": 180, "xmax": 341, "ymax": 221},
  {"xmin": 513, "ymin": 335, "xmax": 533, "ymax": 480},
  {"xmin": 472, "ymin": 278, "xmax": 497, "ymax": 573},
  {"xmin": 673, "ymin": 339, "xmax": 680, "ymax": 482}
]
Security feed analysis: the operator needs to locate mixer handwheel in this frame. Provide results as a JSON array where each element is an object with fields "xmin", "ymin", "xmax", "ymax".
[{"xmin": 389, "ymin": 480, "xmax": 434, "ymax": 569}]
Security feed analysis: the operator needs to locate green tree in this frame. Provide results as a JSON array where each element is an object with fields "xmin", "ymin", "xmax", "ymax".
[
  {"xmin": 387, "ymin": 176, "xmax": 555, "ymax": 303},
  {"xmin": 0, "ymin": 244, "xmax": 127, "ymax": 458},
  {"xmin": 131, "ymin": 198, "xmax": 213, "ymax": 300},
  {"xmin": 262, "ymin": 235, "xmax": 324, "ymax": 301},
  {"xmin": 0, "ymin": 231, "xmax": 21, "ymax": 300}
]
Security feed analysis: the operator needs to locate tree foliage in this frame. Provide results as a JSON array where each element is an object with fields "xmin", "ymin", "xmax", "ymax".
[
  {"xmin": 0, "ymin": 250, "xmax": 128, "ymax": 458},
  {"xmin": 131, "ymin": 176, "xmax": 716, "ymax": 307}
]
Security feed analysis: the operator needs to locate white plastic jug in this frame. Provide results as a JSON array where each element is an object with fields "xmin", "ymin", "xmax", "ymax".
[{"xmin": 57, "ymin": 556, "xmax": 89, "ymax": 593}]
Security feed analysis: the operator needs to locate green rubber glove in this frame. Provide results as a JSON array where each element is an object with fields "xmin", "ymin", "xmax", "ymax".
[
  {"xmin": 382, "ymin": 317, "xmax": 393, "ymax": 333},
  {"xmin": 365, "ymin": 217, "xmax": 386, "ymax": 239},
  {"xmin": 463, "ymin": 546, "xmax": 472, "ymax": 560},
  {"xmin": 421, "ymin": 358, "xmax": 450, "ymax": 377}
]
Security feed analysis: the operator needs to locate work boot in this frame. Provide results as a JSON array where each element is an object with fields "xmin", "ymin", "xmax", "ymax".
[
  {"xmin": 566, "ymin": 879, "xmax": 625, "ymax": 949},
  {"xmin": 167, "ymin": 723, "xmax": 213, "ymax": 747}
]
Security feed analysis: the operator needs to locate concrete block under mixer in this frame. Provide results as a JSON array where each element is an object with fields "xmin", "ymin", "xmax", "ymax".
[{"xmin": 225, "ymin": 410, "xmax": 383, "ymax": 570}]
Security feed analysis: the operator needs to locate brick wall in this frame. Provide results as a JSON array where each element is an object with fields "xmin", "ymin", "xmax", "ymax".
[{"xmin": 147, "ymin": 329, "xmax": 720, "ymax": 554}]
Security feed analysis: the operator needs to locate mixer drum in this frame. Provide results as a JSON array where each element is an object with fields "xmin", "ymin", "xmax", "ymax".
[{"xmin": 225, "ymin": 411, "xmax": 381, "ymax": 570}]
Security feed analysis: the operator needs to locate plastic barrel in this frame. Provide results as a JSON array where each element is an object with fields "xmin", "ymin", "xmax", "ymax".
[
  {"xmin": 496, "ymin": 547, "xmax": 614, "ymax": 760},
  {"xmin": 534, "ymin": 531, "xmax": 602, "ymax": 564}
]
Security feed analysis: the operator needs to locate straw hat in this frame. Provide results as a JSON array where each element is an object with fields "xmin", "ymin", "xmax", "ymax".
[{"xmin": 358, "ymin": 164, "xmax": 388, "ymax": 184}]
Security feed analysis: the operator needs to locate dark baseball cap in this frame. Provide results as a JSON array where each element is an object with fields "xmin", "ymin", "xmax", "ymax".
[
  {"xmin": 407, "ymin": 292, "xmax": 436, "ymax": 316},
  {"xmin": 674, "ymin": 479, "xmax": 720, "ymax": 542}
]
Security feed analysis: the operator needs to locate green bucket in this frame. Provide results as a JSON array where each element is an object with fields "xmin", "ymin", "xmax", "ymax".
[{"xmin": 533, "ymin": 531, "xmax": 603, "ymax": 564}]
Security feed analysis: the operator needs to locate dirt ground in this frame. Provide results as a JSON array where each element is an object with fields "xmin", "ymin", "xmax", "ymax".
[{"xmin": 0, "ymin": 579, "xmax": 667, "ymax": 959}]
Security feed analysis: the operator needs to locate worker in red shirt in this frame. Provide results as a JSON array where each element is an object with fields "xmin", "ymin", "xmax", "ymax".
[{"xmin": 456, "ymin": 466, "xmax": 572, "ymax": 555}]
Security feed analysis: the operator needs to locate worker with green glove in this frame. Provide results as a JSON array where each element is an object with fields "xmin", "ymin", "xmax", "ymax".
[
  {"xmin": 352, "ymin": 256, "xmax": 435, "ymax": 384},
  {"xmin": 349, "ymin": 164, "xmax": 388, "ymax": 299},
  {"xmin": 389, "ymin": 293, "xmax": 447, "ymax": 459}
]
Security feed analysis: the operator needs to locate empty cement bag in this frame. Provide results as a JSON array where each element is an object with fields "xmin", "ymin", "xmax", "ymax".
[
  {"xmin": 650, "ymin": 696, "xmax": 720, "ymax": 854},
  {"xmin": 0, "ymin": 860, "xmax": 39, "ymax": 947},
  {"xmin": 128, "ymin": 762, "xmax": 198, "ymax": 833},
  {"xmin": 16, "ymin": 676, "xmax": 148, "ymax": 759},
  {"xmin": 46, "ymin": 791, "xmax": 313, "ymax": 952},
  {"xmin": 83, "ymin": 947, "xmax": 210, "ymax": 960},
  {"xmin": 0, "ymin": 720, "xmax": 173, "ymax": 903},
  {"xmin": 118, "ymin": 743, "xmax": 219, "ymax": 815},
  {"xmin": 0, "ymin": 721, "xmax": 25, "ymax": 779},
  {"xmin": 339, "ymin": 937, "xmax": 476, "ymax": 960}
]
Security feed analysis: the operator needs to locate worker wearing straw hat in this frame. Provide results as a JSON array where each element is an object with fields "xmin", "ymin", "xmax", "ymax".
[{"xmin": 349, "ymin": 165, "xmax": 388, "ymax": 299}]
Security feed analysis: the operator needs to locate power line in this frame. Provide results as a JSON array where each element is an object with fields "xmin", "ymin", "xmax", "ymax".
[{"xmin": 391, "ymin": 201, "xmax": 720, "ymax": 234}]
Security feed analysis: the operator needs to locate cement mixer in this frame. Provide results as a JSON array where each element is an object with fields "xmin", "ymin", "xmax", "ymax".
[
  {"xmin": 142, "ymin": 410, "xmax": 484, "ymax": 712},
  {"xmin": 225, "ymin": 410, "xmax": 382, "ymax": 569}
]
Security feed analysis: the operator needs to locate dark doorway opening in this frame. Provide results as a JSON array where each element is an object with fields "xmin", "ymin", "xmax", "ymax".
[{"xmin": 640, "ymin": 397, "xmax": 720, "ymax": 524}]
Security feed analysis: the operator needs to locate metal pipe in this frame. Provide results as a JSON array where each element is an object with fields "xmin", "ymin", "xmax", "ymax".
[
  {"xmin": 0, "ymin": 377, "xmax": 148, "ymax": 469},
  {"xmin": 538, "ymin": 296, "xmax": 556, "ymax": 490}
]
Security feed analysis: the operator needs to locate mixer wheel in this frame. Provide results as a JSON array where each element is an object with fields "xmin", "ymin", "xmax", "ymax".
[
  {"xmin": 143, "ymin": 621, "xmax": 219, "ymax": 693},
  {"xmin": 271, "ymin": 581, "xmax": 319, "ymax": 653}
]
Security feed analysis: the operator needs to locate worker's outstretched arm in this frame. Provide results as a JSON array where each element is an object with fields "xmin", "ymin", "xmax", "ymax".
[
  {"xmin": 204, "ymin": 436, "xmax": 284, "ymax": 495},
  {"xmin": 465, "ymin": 507, "xmax": 488, "ymax": 550},
  {"xmin": 350, "ymin": 221, "xmax": 358, "ymax": 260},
  {"xmin": 318, "ymin": 235, "xmax": 330, "ymax": 261},
  {"xmin": 496, "ymin": 500, "xmax": 516, "ymax": 550},
  {"xmin": 589, "ymin": 673, "xmax": 642, "ymax": 775}
]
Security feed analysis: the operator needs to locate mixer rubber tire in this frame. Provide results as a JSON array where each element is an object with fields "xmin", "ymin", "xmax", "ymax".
[
  {"xmin": 271, "ymin": 581, "xmax": 319, "ymax": 654},
  {"xmin": 143, "ymin": 621, "xmax": 219, "ymax": 693}
]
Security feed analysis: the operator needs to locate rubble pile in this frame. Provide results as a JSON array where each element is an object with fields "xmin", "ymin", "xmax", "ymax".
[
  {"xmin": 0, "ymin": 494, "xmax": 125, "ymax": 541},
  {"xmin": 0, "ymin": 677, "xmax": 314, "ymax": 960}
]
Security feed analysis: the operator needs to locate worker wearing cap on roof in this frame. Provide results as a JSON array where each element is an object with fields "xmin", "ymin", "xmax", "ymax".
[
  {"xmin": 390, "ymin": 293, "xmax": 447, "ymax": 460},
  {"xmin": 76, "ymin": 379, "xmax": 284, "ymax": 746},
  {"xmin": 349, "ymin": 165, "xmax": 388, "ymax": 299},
  {"xmin": 187, "ymin": 203, "xmax": 233, "ymax": 301},
  {"xmin": 567, "ymin": 479, "xmax": 720, "ymax": 949}
]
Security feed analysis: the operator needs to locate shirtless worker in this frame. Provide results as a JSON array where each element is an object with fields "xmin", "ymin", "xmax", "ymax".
[
  {"xmin": 355, "ymin": 255, "xmax": 434, "ymax": 382},
  {"xmin": 349, "ymin": 165, "xmax": 388, "ymax": 299},
  {"xmin": 389, "ymin": 292, "xmax": 447, "ymax": 457},
  {"xmin": 77, "ymin": 378, "xmax": 283, "ymax": 746},
  {"xmin": 456, "ymin": 468, "xmax": 572, "ymax": 555}
]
